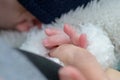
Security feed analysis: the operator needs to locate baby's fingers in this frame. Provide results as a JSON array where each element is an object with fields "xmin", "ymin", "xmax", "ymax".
[
  {"xmin": 79, "ymin": 34, "xmax": 88, "ymax": 48},
  {"xmin": 43, "ymin": 34, "xmax": 71, "ymax": 48},
  {"xmin": 64, "ymin": 24, "xmax": 88, "ymax": 48},
  {"xmin": 64, "ymin": 24, "xmax": 79, "ymax": 45},
  {"xmin": 45, "ymin": 28, "xmax": 63, "ymax": 36}
]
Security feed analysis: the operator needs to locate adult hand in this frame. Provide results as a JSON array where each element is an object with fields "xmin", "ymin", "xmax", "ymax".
[
  {"xmin": 59, "ymin": 66, "xmax": 86, "ymax": 80},
  {"xmin": 50, "ymin": 44, "xmax": 109, "ymax": 80}
]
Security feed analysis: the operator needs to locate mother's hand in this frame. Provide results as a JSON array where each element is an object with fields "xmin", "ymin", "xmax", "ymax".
[{"xmin": 50, "ymin": 44, "xmax": 109, "ymax": 80}]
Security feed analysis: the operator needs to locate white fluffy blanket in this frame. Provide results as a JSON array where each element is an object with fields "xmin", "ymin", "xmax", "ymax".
[{"xmin": 1, "ymin": 0, "xmax": 120, "ymax": 69}]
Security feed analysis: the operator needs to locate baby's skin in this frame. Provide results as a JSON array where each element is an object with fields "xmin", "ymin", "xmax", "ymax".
[
  {"xmin": 0, "ymin": 0, "xmax": 41, "ymax": 31},
  {"xmin": 43, "ymin": 24, "xmax": 88, "ymax": 49},
  {"xmin": 43, "ymin": 24, "xmax": 120, "ymax": 80}
]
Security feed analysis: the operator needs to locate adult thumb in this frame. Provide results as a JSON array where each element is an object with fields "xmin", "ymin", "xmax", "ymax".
[{"xmin": 59, "ymin": 66, "xmax": 86, "ymax": 80}]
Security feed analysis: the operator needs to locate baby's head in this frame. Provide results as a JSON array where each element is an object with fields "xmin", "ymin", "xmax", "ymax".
[{"xmin": 0, "ymin": 0, "xmax": 41, "ymax": 31}]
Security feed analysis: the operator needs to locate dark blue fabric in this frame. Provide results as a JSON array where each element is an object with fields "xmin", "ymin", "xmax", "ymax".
[{"xmin": 18, "ymin": 0, "xmax": 91, "ymax": 24}]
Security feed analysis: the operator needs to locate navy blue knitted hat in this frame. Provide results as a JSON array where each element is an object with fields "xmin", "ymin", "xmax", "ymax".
[{"xmin": 18, "ymin": 0, "xmax": 91, "ymax": 24}]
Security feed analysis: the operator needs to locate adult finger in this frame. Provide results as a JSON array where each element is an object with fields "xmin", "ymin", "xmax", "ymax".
[
  {"xmin": 59, "ymin": 66, "xmax": 86, "ymax": 80},
  {"xmin": 49, "ymin": 44, "xmax": 80, "ymax": 65}
]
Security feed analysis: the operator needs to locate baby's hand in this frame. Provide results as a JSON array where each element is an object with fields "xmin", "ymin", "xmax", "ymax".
[
  {"xmin": 43, "ymin": 26, "xmax": 71, "ymax": 48},
  {"xmin": 43, "ymin": 24, "xmax": 88, "ymax": 48},
  {"xmin": 64, "ymin": 24, "xmax": 88, "ymax": 48}
]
